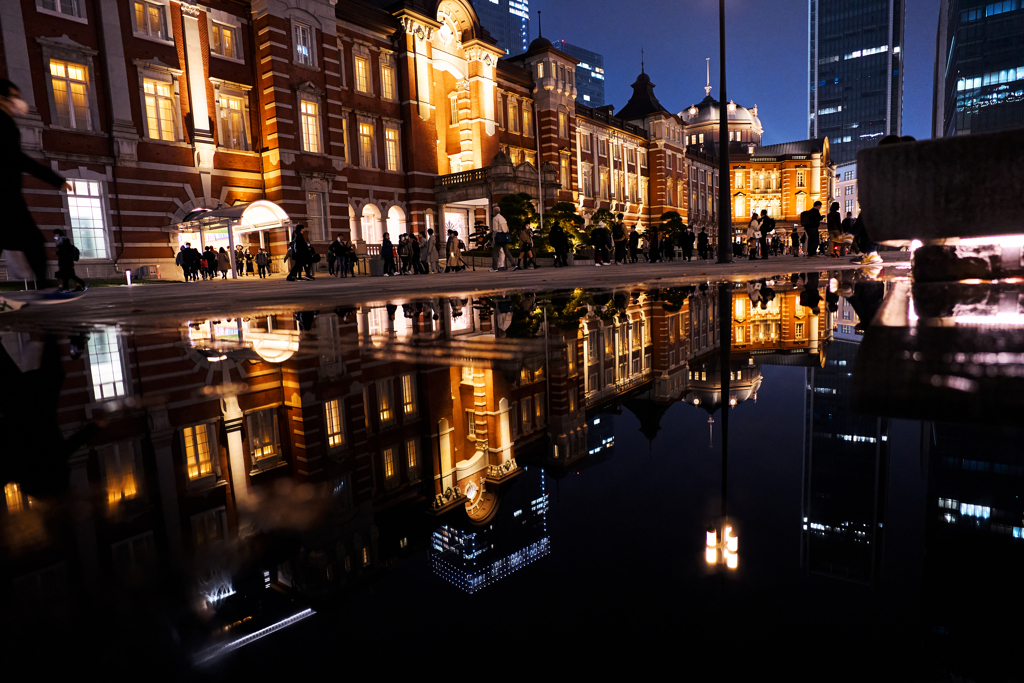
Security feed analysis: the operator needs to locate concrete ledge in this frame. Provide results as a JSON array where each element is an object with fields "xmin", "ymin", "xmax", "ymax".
[{"xmin": 859, "ymin": 128, "xmax": 1024, "ymax": 243}]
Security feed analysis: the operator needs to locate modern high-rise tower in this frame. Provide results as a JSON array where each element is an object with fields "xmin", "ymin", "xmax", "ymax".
[
  {"xmin": 554, "ymin": 41, "xmax": 605, "ymax": 106},
  {"xmin": 469, "ymin": 0, "xmax": 530, "ymax": 55},
  {"xmin": 932, "ymin": 0, "xmax": 1024, "ymax": 138},
  {"xmin": 808, "ymin": 1, "xmax": 905, "ymax": 165}
]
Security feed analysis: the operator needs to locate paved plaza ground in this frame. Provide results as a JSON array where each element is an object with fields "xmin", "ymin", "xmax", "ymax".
[{"xmin": 1, "ymin": 252, "xmax": 909, "ymax": 331}]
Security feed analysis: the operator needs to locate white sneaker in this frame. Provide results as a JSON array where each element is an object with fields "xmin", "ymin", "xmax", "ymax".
[
  {"xmin": 594, "ymin": 263, "xmax": 602, "ymax": 267},
  {"xmin": 489, "ymin": 268, "xmax": 500, "ymax": 272},
  {"xmin": 858, "ymin": 253, "xmax": 882, "ymax": 265},
  {"xmin": 383, "ymin": 274, "xmax": 390, "ymax": 277}
]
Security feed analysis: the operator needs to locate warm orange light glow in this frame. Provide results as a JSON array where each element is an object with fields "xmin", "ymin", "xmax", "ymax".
[
  {"xmin": 705, "ymin": 547, "xmax": 717, "ymax": 565},
  {"xmin": 725, "ymin": 551, "xmax": 738, "ymax": 570},
  {"xmin": 726, "ymin": 531, "xmax": 738, "ymax": 553},
  {"xmin": 706, "ymin": 528, "xmax": 717, "ymax": 548}
]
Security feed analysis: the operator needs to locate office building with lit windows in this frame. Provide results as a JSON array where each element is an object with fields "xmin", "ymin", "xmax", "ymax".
[
  {"xmin": 555, "ymin": 41, "xmax": 605, "ymax": 106},
  {"xmin": 469, "ymin": 0, "xmax": 530, "ymax": 55},
  {"xmin": 801, "ymin": 339, "xmax": 891, "ymax": 583},
  {"xmin": 932, "ymin": 0, "xmax": 1024, "ymax": 137},
  {"xmin": 808, "ymin": 0, "xmax": 905, "ymax": 164}
]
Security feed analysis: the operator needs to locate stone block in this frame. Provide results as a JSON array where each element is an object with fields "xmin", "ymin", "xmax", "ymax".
[{"xmin": 858, "ymin": 128, "xmax": 1024, "ymax": 243}]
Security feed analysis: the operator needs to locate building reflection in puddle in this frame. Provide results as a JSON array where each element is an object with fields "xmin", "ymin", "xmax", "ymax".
[{"xmin": 5, "ymin": 273, "xmax": 1023, "ymax": 676}]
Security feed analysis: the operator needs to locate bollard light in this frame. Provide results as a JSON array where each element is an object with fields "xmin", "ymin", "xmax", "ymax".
[{"xmin": 125, "ymin": 269, "xmax": 132, "ymax": 286}]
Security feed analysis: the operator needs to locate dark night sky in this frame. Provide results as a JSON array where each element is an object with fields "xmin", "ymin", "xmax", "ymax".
[{"xmin": 533, "ymin": 0, "xmax": 940, "ymax": 144}]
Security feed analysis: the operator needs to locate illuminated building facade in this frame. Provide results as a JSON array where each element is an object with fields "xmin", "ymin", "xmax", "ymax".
[
  {"xmin": 0, "ymin": 0, "xmax": 825, "ymax": 279},
  {"xmin": 933, "ymin": 0, "xmax": 1024, "ymax": 138},
  {"xmin": 809, "ymin": 0, "xmax": 905, "ymax": 164}
]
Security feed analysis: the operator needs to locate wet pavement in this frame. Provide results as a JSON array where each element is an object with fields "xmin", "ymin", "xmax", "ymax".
[{"xmin": 1, "ymin": 261, "xmax": 1021, "ymax": 681}]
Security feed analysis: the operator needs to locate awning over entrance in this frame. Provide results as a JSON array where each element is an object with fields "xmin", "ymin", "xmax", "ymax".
[{"xmin": 172, "ymin": 201, "xmax": 291, "ymax": 279}]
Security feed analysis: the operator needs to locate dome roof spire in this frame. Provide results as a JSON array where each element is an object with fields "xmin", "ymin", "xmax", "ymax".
[{"xmin": 705, "ymin": 57, "xmax": 712, "ymax": 97}]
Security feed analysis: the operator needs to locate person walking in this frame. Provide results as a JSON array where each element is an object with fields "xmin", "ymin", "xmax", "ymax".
[
  {"xmin": 217, "ymin": 247, "xmax": 231, "ymax": 279},
  {"xmin": 697, "ymin": 228, "xmax": 709, "ymax": 260},
  {"xmin": 426, "ymin": 228, "xmax": 440, "ymax": 273},
  {"xmin": 381, "ymin": 232, "xmax": 396, "ymax": 276},
  {"xmin": 419, "ymin": 232, "xmax": 430, "ymax": 274},
  {"xmin": 628, "ymin": 227, "xmax": 640, "ymax": 263},
  {"xmin": 791, "ymin": 229, "xmax": 801, "ymax": 257},
  {"xmin": 648, "ymin": 229, "xmax": 660, "ymax": 263},
  {"xmin": 449, "ymin": 230, "xmax": 464, "ymax": 271},
  {"xmin": 642, "ymin": 233, "xmax": 650, "ymax": 262},
  {"xmin": 800, "ymin": 201, "xmax": 823, "ymax": 258},
  {"xmin": 613, "ymin": 215, "xmax": 627, "ymax": 264},
  {"xmin": 53, "ymin": 229, "xmax": 87, "ymax": 292},
  {"xmin": 550, "ymin": 225, "xmax": 569, "ymax": 267},
  {"xmin": 758, "ymin": 210, "xmax": 774, "ymax": 260},
  {"xmin": 445, "ymin": 230, "xmax": 457, "ymax": 272},
  {"xmin": 490, "ymin": 205, "xmax": 516, "ymax": 272},
  {"xmin": 681, "ymin": 228, "xmax": 694, "ymax": 261},
  {"xmin": 287, "ymin": 225, "xmax": 312, "ymax": 281},
  {"xmin": 409, "ymin": 233, "xmax": 422, "ymax": 274},
  {"xmin": 747, "ymin": 213, "xmax": 761, "ymax": 260},
  {"xmin": 176, "ymin": 245, "xmax": 188, "ymax": 281},
  {"xmin": 589, "ymin": 221, "xmax": 610, "ymax": 267},
  {"xmin": 245, "ymin": 250, "xmax": 255, "ymax": 276},
  {"xmin": 255, "ymin": 247, "xmax": 269, "ymax": 278},
  {"xmin": 328, "ymin": 236, "xmax": 344, "ymax": 277},
  {"xmin": 0, "ymin": 78, "xmax": 71, "ymax": 295},
  {"xmin": 519, "ymin": 226, "xmax": 537, "ymax": 269}
]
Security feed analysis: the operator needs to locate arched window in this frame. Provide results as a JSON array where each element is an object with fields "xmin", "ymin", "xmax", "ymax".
[
  {"xmin": 361, "ymin": 204, "xmax": 382, "ymax": 244},
  {"xmin": 734, "ymin": 195, "xmax": 745, "ymax": 218},
  {"xmin": 386, "ymin": 205, "xmax": 406, "ymax": 237},
  {"xmin": 795, "ymin": 194, "xmax": 806, "ymax": 214}
]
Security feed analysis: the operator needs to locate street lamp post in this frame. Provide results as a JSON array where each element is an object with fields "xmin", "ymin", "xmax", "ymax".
[{"xmin": 717, "ymin": 0, "xmax": 733, "ymax": 263}]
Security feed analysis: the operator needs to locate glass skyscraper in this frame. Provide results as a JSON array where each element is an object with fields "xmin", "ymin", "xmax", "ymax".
[
  {"xmin": 933, "ymin": 0, "xmax": 1024, "ymax": 137},
  {"xmin": 469, "ymin": 0, "xmax": 530, "ymax": 55},
  {"xmin": 808, "ymin": 0, "xmax": 905, "ymax": 165},
  {"xmin": 554, "ymin": 40, "xmax": 605, "ymax": 107}
]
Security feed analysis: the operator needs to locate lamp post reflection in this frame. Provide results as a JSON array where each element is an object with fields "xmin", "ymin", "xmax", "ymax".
[{"xmin": 705, "ymin": 284, "xmax": 738, "ymax": 570}]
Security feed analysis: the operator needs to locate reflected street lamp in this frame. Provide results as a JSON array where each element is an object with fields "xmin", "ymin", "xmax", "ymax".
[{"xmin": 705, "ymin": 521, "xmax": 739, "ymax": 570}]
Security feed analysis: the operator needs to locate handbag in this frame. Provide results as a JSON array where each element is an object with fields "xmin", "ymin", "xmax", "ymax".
[{"xmin": 495, "ymin": 231, "xmax": 510, "ymax": 246}]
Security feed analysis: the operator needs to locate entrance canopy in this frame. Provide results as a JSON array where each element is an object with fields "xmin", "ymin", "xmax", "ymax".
[
  {"xmin": 178, "ymin": 200, "xmax": 291, "ymax": 234},
  {"xmin": 173, "ymin": 201, "xmax": 290, "ymax": 279}
]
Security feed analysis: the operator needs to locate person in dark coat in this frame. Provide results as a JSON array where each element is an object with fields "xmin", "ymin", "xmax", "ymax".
[
  {"xmin": 697, "ymin": 228, "xmax": 709, "ymax": 260},
  {"xmin": 681, "ymin": 228, "xmax": 695, "ymax": 261},
  {"xmin": 381, "ymin": 232, "xmax": 396, "ymax": 276},
  {"xmin": 287, "ymin": 225, "xmax": 312, "ymax": 281},
  {"xmin": 328, "ymin": 236, "xmax": 344, "ymax": 277},
  {"xmin": 53, "ymin": 229, "xmax": 87, "ymax": 291},
  {"xmin": 0, "ymin": 79, "xmax": 68, "ymax": 286},
  {"xmin": 628, "ymin": 227, "xmax": 640, "ymax": 263},
  {"xmin": 589, "ymin": 222, "xmax": 610, "ymax": 266},
  {"xmin": 550, "ymin": 225, "xmax": 569, "ymax": 267},
  {"xmin": 800, "ymin": 201, "xmax": 823, "ymax": 258},
  {"xmin": 245, "ymin": 250, "xmax": 255, "ymax": 275},
  {"xmin": 758, "ymin": 210, "xmax": 774, "ymax": 260}
]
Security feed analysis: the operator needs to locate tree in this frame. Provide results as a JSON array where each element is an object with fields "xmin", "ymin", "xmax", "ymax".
[
  {"xmin": 660, "ymin": 211, "xmax": 687, "ymax": 242},
  {"xmin": 542, "ymin": 201, "xmax": 585, "ymax": 253}
]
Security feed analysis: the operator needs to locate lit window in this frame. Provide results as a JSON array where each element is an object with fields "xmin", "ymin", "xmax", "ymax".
[
  {"xmin": 359, "ymin": 121, "xmax": 375, "ymax": 168},
  {"xmin": 88, "ymin": 326, "xmax": 124, "ymax": 401},
  {"xmin": 304, "ymin": 191, "xmax": 327, "ymax": 241},
  {"xmin": 508, "ymin": 99, "xmax": 518, "ymax": 133},
  {"xmin": 796, "ymin": 195, "xmax": 806, "ymax": 214},
  {"xmin": 217, "ymin": 94, "xmax": 248, "ymax": 150},
  {"xmin": 378, "ymin": 380, "xmax": 393, "ymax": 425},
  {"xmin": 5, "ymin": 482, "xmax": 23, "ymax": 514},
  {"xmin": 521, "ymin": 397, "xmax": 532, "ymax": 432},
  {"xmin": 734, "ymin": 171, "xmax": 743, "ymax": 189},
  {"xmin": 211, "ymin": 23, "xmax": 238, "ymax": 58},
  {"xmin": 581, "ymin": 134, "xmax": 591, "ymax": 152},
  {"xmin": 325, "ymin": 399, "xmax": 344, "ymax": 448},
  {"xmin": 183, "ymin": 424, "xmax": 214, "ymax": 480},
  {"xmin": 560, "ymin": 156, "xmax": 569, "ymax": 188},
  {"xmin": 734, "ymin": 196, "xmax": 744, "ymax": 218},
  {"xmin": 143, "ymin": 78, "xmax": 176, "ymax": 141},
  {"xmin": 535, "ymin": 393, "xmax": 544, "ymax": 424},
  {"xmin": 523, "ymin": 106, "xmax": 533, "ymax": 136},
  {"xmin": 67, "ymin": 180, "xmax": 109, "ymax": 259},
  {"xmin": 362, "ymin": 547, "xmax": 370, "ymax": 566},
  {"xmin": 797, "ymin": 171, "xmax": 806, "ymax": 188},
  {"xmin": 558, "ymin": 111, "xmax": 567, "ymax": 138},
  {"xmin": 134, "ymin": 2, "xmax": 168, "ymax": 40},
  {"xmin": 354, "ymin": 56, "xmax": 370, "ymax": 93},
  {"xmin": 735, "ymin": 327, "xmax": 744, "ymax": 343},
  {"xmin": 299, "ymin": 99, "xmax": 320, "ymax": 153},
  {"xmin": 385, "ymin": 127, "xmax": 400, "ymax": 171},
  {"xmin": 406, "ymin": 439, "xmax": 418, "ymax": 469},
  {"xmin": 49, "ymin": 60, "xmax": 90, "ymax": 131},
  {"xmin": 103, "ymin": 443, "xmax": 138, "ymax": 506},
  {"xmin": 568, "ymin": 387, "xmax": 577, "ymax": 413},
  {"xmin": 295, "ymin": 23, "xmax": 313, "ymax": 66},
  {"xmin": 796, "ymin": 322, "xmax": 805, "ymax": 338},
  {"xmin": 401, "ymin": 373, "xmax": 416, "ymax": 416},
  {"xmin": 381, "ymin": 65, "xmax": 395, "ymax": 100},
  {"xmin": 537, "ymin": 61, "xmax": 544, "ymax": 78},
  {"xmin": 382, "ymin": 446, "xmax": 395, "ymax": 479},
  {"xmin": 248, "ymin": 408, "xmax": 280, "ymax": 463}
]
